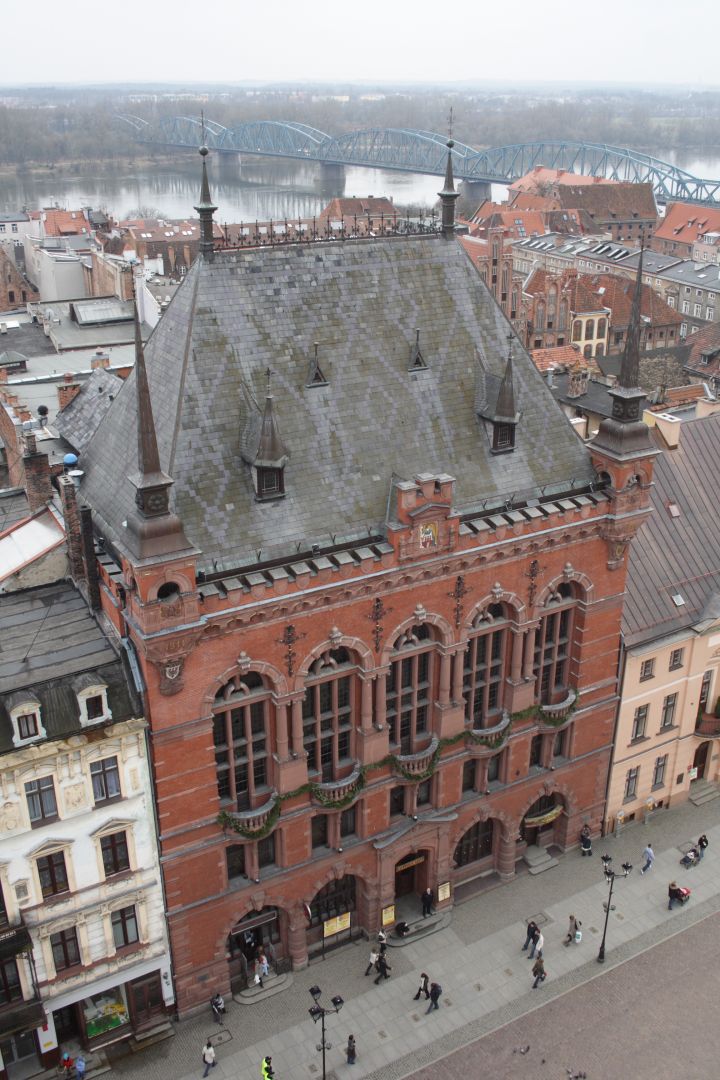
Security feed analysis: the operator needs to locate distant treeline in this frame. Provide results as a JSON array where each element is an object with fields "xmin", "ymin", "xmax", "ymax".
[{"xmin": 1, "ymin": 88, "xmax": 720, "ymax": 167}]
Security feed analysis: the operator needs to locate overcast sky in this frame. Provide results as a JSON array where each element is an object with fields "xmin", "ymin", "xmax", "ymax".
[{"xmin": 2, "ymin": 0, "xmax": 718, "ymax": 88}]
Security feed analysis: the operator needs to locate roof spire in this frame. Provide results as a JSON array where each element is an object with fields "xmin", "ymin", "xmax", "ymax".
[
  {"xmin": 133, "ymin": 293, "xmax": 164, "ymax": 486},
  {"xmin": 495, "ymin": 336, "xmax": 518, "ymax": 421},
  {"xmin": 618, "ymin": 242, "xmax": 644, "ymax": 390},
  {"xmin": 255, "ymin": 368, "xmax": 289, "ymax": 468},
  {"xmin": 194, "ymin": 113, "xmax": 217, "ymax": 260},
  {"xmin": 438, "ymin": 108, "xmax": 459, "ymax": 240}
]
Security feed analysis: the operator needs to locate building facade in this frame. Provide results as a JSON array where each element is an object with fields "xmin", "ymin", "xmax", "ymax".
[{"xmin": 75, "ymin": 149, "xmax": 655, "ymax": 1016}]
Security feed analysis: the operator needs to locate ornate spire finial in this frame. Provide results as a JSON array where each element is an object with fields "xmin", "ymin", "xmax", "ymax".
[
  {"xmin": 438, "ymin": 118, "xmax": 459, "ymax": 241},
  {"xmin": 194, "ymin": 116, "xmax": 217, "ymax": 260},
  {"xmin": 132, "ymin": 279, "xmax": 162, "ymax": 482},
  {"xmin": 495, "ymin": 351, "xmax": 518, "ymax": 423},
  {"xmin": 265, "ymin": 367, "xmax": 272, "ymax": 397},
  {"xmin": 618, "ymin": 242, "xmax": 644, "ymax": 390}
]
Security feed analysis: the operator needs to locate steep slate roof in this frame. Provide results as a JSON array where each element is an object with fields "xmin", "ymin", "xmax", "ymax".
[
  {"xmin": 684, "ymin": 322, "xmax": 720, "ymax": 376},
  {"xmin": 0, "ymin": 580, "xmax": 139, "ymax": 754},
  {"xmin": 79, "ymin": 235, "xmax": 594, "ymax": 573},
  {"xmin": 623, "ymin": 412, "xmax": 720, "ymax": 646},
  {"xmin": 53, "ymin": 367, "xmax": 124, "ymax": 451}
]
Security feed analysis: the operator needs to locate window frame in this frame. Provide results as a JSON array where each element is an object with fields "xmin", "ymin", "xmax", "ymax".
[
  {"xmin": 111, "ymin": 905, "xmax": 139, "ymax": 950},
  {"xmin": 387, "ymin": 625, "xmax": 436, "ymax": 755},
  {"xmin": 90, "ymin": 756, "xmax": 122, "ymax": 805},
  {"xmin": 25, "ymin": 775, "xmax": 58, "ymax": 825},
  {"xmin": 100, "ymin": 831, "xmax": 130, "ymax": 877},
  {"xmin": 213, "ymin": 672, "xmax": 272, "ymax": 811},
  {"xmin": 37, "ymin": 850, "xmax": 70, "ymax": 898},
  {"xmin": 454, "ymin": 819, "xmax": 494, "ymax": 867},
  {"xmin": 624, "ymin": 766, "xmax": 639, "ymax": 801},
  {"xmin": 0, "ymin": 958, "xmax": 22, "ymax": 1005},
  {"xmin": 51, "ymin": 926, "xmax": 81, "ymax": 972},
  {"xmin": 652, "ymin": 755, "xmax": 668, "ymax": 790},
  {"xmin": 534, "ymin": 588, "xmax": 575, "ymax": 705},
  {"xmin": 668, "ymin": 648, "xmax": 684, "ymax": 671},
  {"xmin": 303, "ymin": 649, "xmax": 356, "ymax": 782},
  {"xmin": 463, "ymin": 610, "xmax": 509, "ymax": 730},
  {"xmin": 639, "ymin": 658, "xmax": 655, "ymax": 682},
  {"xmin": 631, "ymin": 704, "xmax": 649, "ymax": 741},
  {"xmin": 660, "ymin": 692, "xmax": 678, "ymax": 729}
]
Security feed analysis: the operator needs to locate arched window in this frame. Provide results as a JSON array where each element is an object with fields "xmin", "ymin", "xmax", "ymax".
[
  {"xmin": 534, "ymin": 584, "xmax": 576, "ymax": 705},
  {"xmin": 454, "ymin": 819, "xmax": 494, "ymax": 867},
  {"xmin": 572, "ymin": 319, "xmax": 582, "ymax": 342},
  {"xmin": 463, "ymin": 605, "xmax": 509, "ymax": 728},
  {"xmin": 308, "ymin": 875, "xmax": 357, "ymax": 928},
  {"xmin": 597, "ymin": 317, "xmax": 607, "ymax": 339},
  {"xmin": 559, "ymin": 299, "xmax": 568, "ymax": 330},
  {"xmin": 213, "ymin": 672, "xmax": 272, "ymax": 811},
  {"xmin": 583, "ymin": 344, "xmax": 592, "ymax": 359},
  {"xmin": 584, "ymin": 319, "xmax": 595, "ymax": 340},
  {"xmin": 387, "ymin": 623, "xmax": 435, "ymax": 754},
  {"xmin": 536, "ymin": 301, "xmax": 546, "ymax": 330},
  {"xmin": 595, "ymin": 343, "xmax": 604, "ymax": 357},
  {"xmin": 302, "ymin": 648, "xmax": 357, "ymax": 782}
]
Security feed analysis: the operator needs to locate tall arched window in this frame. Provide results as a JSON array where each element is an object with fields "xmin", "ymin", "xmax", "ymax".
[
  {"xmin": 213, "ymin": 672, "xmax": 272, "ymax": 811},
  {"xmin": 302, "ymin": 648, "xmax": 357, "ymax": 782},
  {"xmin": 585, "ymin": 319, "xmax": 595, "ymax": 340},
  {"xmin": 572, "ymin": 320, "xmax": 582, "ymax": 341},
  {"xmin": 387, "ymin": 623, "xmax": 436, "ymax": 753},
  {"xmin": 597, "ymin": 317, "xmax": 607, "ymax": 339},
  {"xmin": 559, "ymin": 298, "xmax": 568, "ymax": 331},
  {"xmin": 454, "ymin": 819, "xmax": 494, "ymax": 867},
  {"xmin": 463, "ymin": 605, "xmax": 509, "ymax": 728},
  {"xmin": 534, "ymin": 584, "xmax": 576, "ymax": 705}
]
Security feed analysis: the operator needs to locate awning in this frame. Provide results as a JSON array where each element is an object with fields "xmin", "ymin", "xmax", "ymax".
[
  {"xmin": 0, "ymin": 923, "xmax": 33, "ymax": 961},
  {"xmin": 229, "ymin": 909, "xmax": 278, "ymax": 936},
  {"xmin": 0, "ymin": 999, "xmax": 46, "ymax": 1038}
]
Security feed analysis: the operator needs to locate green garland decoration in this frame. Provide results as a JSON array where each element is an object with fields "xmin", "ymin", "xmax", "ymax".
[{"xmin": 218, "ymin": 799, "xmax": 281, "ymax": 840}]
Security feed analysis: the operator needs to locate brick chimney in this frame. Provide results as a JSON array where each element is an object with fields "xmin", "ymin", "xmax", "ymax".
[
  {"xmin": 23, "ymin": 432, "xmax": 53, "ymax": 513},
  {"xmin": 57, "ymin": 372, "xmax": 81, "ymax": 411},
  {"xmin": 58, "ymin": 474, "xmax": 85, "ymax": 580},
  {"xmin": 0, "ymin": 367, "xmax": 7, "ymax": 384}
]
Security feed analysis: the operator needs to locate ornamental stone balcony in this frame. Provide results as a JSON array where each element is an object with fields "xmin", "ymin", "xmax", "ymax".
[
  {"xmin": 695, "ymin": 712, "xmax": 720, "ymax": 738},
  {"xmin": 538, "ymin": 689, "xmax": 577, "ymax": 728},
  {"xmin": 392, "ymin": 736, "xmax": 439, "ymax": 778},
  {"xmin": 311, "ymin": 763, "xmax": 363, "ymax": 806},
  {"xmin": 466, "ymin": 710, "xmax": 512, "ymax": 755},
  {"xmin": 225, "ymin": 791, "xmax": 279, "ymax": 834}
]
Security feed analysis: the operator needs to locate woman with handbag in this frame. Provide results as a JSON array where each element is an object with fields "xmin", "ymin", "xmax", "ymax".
[{"xmin": 564, "ymin": 914, "xmax": 581, "ymax": 945}]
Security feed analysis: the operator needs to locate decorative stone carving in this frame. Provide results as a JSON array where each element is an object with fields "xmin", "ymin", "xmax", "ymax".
[
  {"xmin": 237, "ymin": 651, "xmax": 252, "ymax": 675},
  {"xmin": 0, "ymin": 802, "xmax": 20, "ymax": 832},
  {"xmin": 328, "ymin": 626, "xmax": 343, "ymax": 647},
  {"xmin": 64, "ymin": 783, "xmax": 87, "ymax": 811}
]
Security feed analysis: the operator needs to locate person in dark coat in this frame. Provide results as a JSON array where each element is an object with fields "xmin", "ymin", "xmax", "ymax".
[
  {"xmin": 521, "ymin": 919, "xmax": 538, "ymax": 952},
  {"xmin": 414, "ymin": 972, "xmax": 430, "ymax": 1000},
  {"xmin": 531, "ymin": 955, "xmax": 546, "ymax": 989},
  {"xmin": 346, "ymin": 1035, "xmax": 356, "ymax": 1065},
  {"xmin": 421, "ymin": 888, "xmax": 434, "ymax": 917},
  {"xmin": 373, "ymin": 953, "xmax": 392, "ymax": 984},
  {"xmin": 698, "ymin": 834, "xmax": 709, "ymax": 860},
  {"xmin": 580, "ymin": 824, "xmax": 592, "ymax": 856},
  {"xmin": 426, "ymin": 982, "xmax": 442, "ymax": 1013}
]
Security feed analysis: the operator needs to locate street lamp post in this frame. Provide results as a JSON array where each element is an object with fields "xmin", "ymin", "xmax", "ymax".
[
  {"xmin": 597, "ymin": 853, "xmax": 633, "ymax": 963},
  {"xmin": 308, "ymin": 985, "xmax": 344, "ymax": 1080}
]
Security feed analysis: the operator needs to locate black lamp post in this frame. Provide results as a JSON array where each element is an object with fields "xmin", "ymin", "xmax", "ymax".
[
  {"xmin": 308, "ymin": 985, "xmax": 344, "ymax": 1080},
  {"xmin": 597, "ymin": 853, "xmax": 633, "ymax": 963}
]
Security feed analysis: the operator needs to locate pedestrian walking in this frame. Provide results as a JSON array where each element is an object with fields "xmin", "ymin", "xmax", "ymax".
[
  {"xmin": 373, "ymin": 953, "xmax": 392, "ymax": 984},
  {"xmin": 421, "ymin": 887, "xmax": 434, "ymax": 918},
  {"xmin": 346, "ymin": 1035, "xmax": 357, "ymax": 1065},
  {"xmin": 580, "ymin": 824, "xmax": 593, "ymax": 856},
  {"xmin": 364, "ymin": 947, "xmax": 379, "ymax": 976},
  {"xmin": 521, "ymin": 919, "xmax": 539, "ymax": 952},
  {"xmin": 640, "ymin": 843, "xmax": 655, "ymax": 874},
  {"xmin": 377, "ymin": 929, "xmax": 387, "ymax": 946},
  {"xmin": 261, "ymin": 1055, "xmax": 274, "ymax": 1079},
  {"xmin": 258, "ymin": 950, "xmax": 270, "ymax": 978},
  {"xmin": 75, "ymin": 1057, "xmax": 86, "ymax": 1080},
  {"xmin": 202, "ymin": 1039, "xmax": 217, "ymax": 1078},
  {"xmin": 698, "ymin": 834, "xmax": 709, "ymax": 860},
  {"xmin": 528, "ymin": 929, "xmax": 544, "ymax": 959},
  {"xmin": 426, "ymin": 982, "xmax": 442, "ymax": 1012},
  {"xmin": 564, "ymin": 914, "xmax": 581, "ymax": 945},
  {"xmin": 414, "ymin": 972, "xmax": 430, "ymax": 1000},
  {"xmin": 531, "ymin": 955, "xmax": 546, "ymax": 989}
]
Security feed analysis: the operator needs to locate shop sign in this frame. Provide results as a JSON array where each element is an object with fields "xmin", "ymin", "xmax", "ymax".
[
  {"xmin": 437, "ymin": 881, "xmax": 451, "ymax": 902},
  {"xmin": 396, "ymin": 855, "xmax": 425, "ymax": 871},
  {"xmin": 381, "ymin": 904, "xmax": 396, "ymax": 927},
  {"xmin": 688, "ymin": 767, "xmax": 698, "ymax": 780},
  {"xmin": 323, "ymin": 912, "xmax": 351, "ymax": 938},
  {"xmin": 523, "ymin": 804, "xmax": 564, "ymax": 828}
]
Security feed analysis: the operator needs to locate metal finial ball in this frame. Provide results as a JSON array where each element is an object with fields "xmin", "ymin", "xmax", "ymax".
[
  {"xmin": 199, "ymin": 145, "xmax": 209, "ymax": 157},
  {"xmin": 447, "ymin": 139, "xmax": 455, "ymax": 149}
]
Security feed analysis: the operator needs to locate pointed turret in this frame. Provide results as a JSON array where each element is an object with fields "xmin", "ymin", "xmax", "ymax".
[
  {"xmin": 194, "ymin": 142, "xmax": 217, "ymax": 260},
  {"xmin": 438, "ymin": 140, "xmax": 460, "ymax": 240},
  {"xmin": 252, "ymin": 369, "xmax": 289, "ymax": 500},
  {"xmin": 495, "ymin": 352, "xmax": 518, "ymax": 423},
  {"xmin": 126, "ymin": 294, "xmax": 192, "ymax": 558}
]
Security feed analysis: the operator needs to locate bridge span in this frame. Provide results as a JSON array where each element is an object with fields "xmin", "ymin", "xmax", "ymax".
[{"xmin": 117, "ymin": 115, "xmax": 720, "ymax": 206}]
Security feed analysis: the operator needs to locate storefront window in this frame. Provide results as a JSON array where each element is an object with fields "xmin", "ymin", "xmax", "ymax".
[{"xmin": 82, "ymin": 988, "xmax": 130, "ymax": 1040}]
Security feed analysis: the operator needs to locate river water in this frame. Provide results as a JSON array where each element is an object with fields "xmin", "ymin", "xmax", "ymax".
[{"xmin": 0, "ymin": 148, "xmax": 719, "ymax": 222}]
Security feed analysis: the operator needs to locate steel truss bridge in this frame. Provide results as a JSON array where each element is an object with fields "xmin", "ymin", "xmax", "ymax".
[{"xmin": 117, "ymin": 115, "xmax": 720, "ymax": 205}]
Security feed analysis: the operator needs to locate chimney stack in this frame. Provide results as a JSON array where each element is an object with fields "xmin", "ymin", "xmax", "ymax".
[
  {"xmin": 57, "ymin": 372, "xmax": 81, "ymax": 411},
  {"xmin": 23, "ymin": 432, "xmax": 52, "ymax": 513},
  {"xmin": 91, "ymin": 349, "xmax": 110, "ymax": 370},
  {"xmin": 58, "ymin": 475, "xmax": 85, "ymax": 581}
]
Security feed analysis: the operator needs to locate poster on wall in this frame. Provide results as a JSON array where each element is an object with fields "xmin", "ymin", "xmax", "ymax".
[
  {"xmin": 437, "ymin": 881, "xmax": 451, "ymax": 902},
  {"xmin": 323, "ymin": 912, "xmax": 351, "ymax": 938},
  {"xmin": 382, "ymin": 904, "xmax": 396, "ymax": 927}
]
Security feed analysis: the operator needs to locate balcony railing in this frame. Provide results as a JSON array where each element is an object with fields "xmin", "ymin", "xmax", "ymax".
[
  {"xmin": 0, "ymin": 918, "xmax": 32, "ymax": 962},
  {"xmin": 224, "ymin": 791, "xmax": 279, "ymax": 834},
  {"xmin": 392, "ymin": 736, "xmax": 439, "ymax": 778},
  {"xmin": 538, "ymin": 689, "xmax": 577, "ymax": 727},
  {"xmin": 695, "ymin": 711, "xmax": 720, "ymax": 738},
  {"xmin": 311, "ymin": 763, "xmax": 363, "ymax": 805},
  {"xmin": 466, "ymin": 709, "xmax": 512, "ymax": 752}
]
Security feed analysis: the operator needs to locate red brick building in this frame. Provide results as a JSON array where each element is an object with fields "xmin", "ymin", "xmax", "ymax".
[
  {"xmin": 0, "ymin": 248, "xmax": 38, "ymax": 311},
  {"xmin": 75, "ymin": 149, "xmax": 655, "ymax": 1016}
]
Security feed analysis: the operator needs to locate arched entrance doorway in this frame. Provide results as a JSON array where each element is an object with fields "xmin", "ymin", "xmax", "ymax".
[
  {"xmin": 394, "ymin": 851, "xmax": 430, "ymax": 900},
  {"xmin": 227, "ymin": 907, "xmax": 283, "ymax": 991},
  {"xmin": 521, "ymin": 793, "xmax": 565, "ymax": 848},
  {"xmin": 693, "ymin": 741, "xmax": 711, "ymax": 781},
  {"xmin": 306, "ymin": 875, "xmax": 358, "ymax": 955}
]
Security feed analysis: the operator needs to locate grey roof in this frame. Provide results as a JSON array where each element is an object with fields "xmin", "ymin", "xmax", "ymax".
[
  {"xmin": 550, "ymin": 373, "xmax": 615, "ymax": 418},
  {"xmin": 0, "ymin": 580, "xmax": 139, "ymax": 754},
  {"xmin": 649, "ymin": 261, "xmax": 720, "ymax": 290},
  {"xmin": 79, "ymin": 236, "xmax": 594, "ymax": 573},
  {"xmin": 623, "ymin": 412, "xmax": 720, "ymax": 646},
  {"xmin": 53, "ymin": 368, "xmax": 124, "ymax": 452},
  {"xmin": 0, "ymin": 489, "xmax": 29, "ymax": 533},
  {"xmin": 620, "ymin": 250, "xmax": 684, "ymax": 275},
  {"xmin": 0, "ymin": 213, "xmax": 29, "ymax": 224}
]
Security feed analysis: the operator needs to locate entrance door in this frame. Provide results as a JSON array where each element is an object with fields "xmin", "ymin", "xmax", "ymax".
[
  {"xmin": 0, "ymin": 1030, "xmax": 39, "ymax": 1080},
  {"xmin": 394, "ymin": 855, "xmax": 425, "ymax": 898},
  {"xmin": 129, "ymin": 973, "xmax": 165, "ymax": 1029},
  {"xmin": 693, "ymin": 741, "xmax": 710, "ymax": 780}
]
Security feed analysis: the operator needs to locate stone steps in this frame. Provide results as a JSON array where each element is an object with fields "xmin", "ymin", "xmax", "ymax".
[
  {"xmin": 128, "ymin": 1022, "xmax": 175, "ymax": 1052},
  {"xmin": 523, "ymin": 845, "xmax": 559, "ymax": 875},
  {"xmin": 689, "ymin": 781, "xmax": 720, "ymax": 806},
  {"xmin": 233, "ymin": 971, "xmax": 293, "ymax": 1004},
  {"xmin": 386, "ymin": 912, "xmax": 452, "ymax": 946}
]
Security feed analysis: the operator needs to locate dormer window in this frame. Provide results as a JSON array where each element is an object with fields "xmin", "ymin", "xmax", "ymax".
[
  {"xmin": 492, "ymin": 422, "xmax": 515, "ymax": 453},
  {"xmin": 73, "ymin": 675, "xmax": 111, "ymax": 727},
  {"xmin": 255, "ymin": 466, "xmax": 285, "ymax": 500},
  {"xmin": 7, "ymin": 693, "xmax": 46, "ymax": 748}
]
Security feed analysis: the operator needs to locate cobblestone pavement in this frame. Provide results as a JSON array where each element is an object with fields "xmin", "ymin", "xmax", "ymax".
[
  {"xmin": 403, "ymin": 911, "xmax": 720, "ymax": 1080},
  {"xmin": 108, "ymin": 796, "xmax": 720, "ymax": 1080}
]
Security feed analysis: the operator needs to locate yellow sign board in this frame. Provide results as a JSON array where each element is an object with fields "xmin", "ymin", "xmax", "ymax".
[
  {"xmin": 323, "ymin": 911, "xmax": 351, "ymax": 938},
  {"xmin": 381, "ymin": 904, "xmax": 396, "ymax": 927},
  {"xmin": 437, "ymin": 881, "xmax": 451, "ymax": 903},
  {"xmin": 523, "ymin": 804, "xmax": 564, "ymax": 828}
]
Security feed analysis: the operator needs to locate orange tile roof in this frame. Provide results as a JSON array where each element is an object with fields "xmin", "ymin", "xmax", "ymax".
[
  {"xmin": 318, "ymin": 196, "xmax": 396, "ymax": 220},
  {"xmin": 647, "ymin": 384, "xmax": 707, "ymax": 412},
  {"xmin": 511, "ymin": 167, "xmax": 613, "ymax": 191},
  {"xmin": 42, "ymin": 209, "xmax": 90, "ymax": 237},
  {"xmin": 652, "ymin": 203, "xmax": 720, "ymax": 246},
  {"xmin": 524, "ymin": 267, "xmax": 681, "ymax": 327},
  {"xmin": 685, "ymin": 321, "xmax": 720, "ymax": 372},
  {"xmin": 509, "ymin": 191, "xmax": 560, "ymax": 211},
  {"xmin": 469, "ymin": 208, "xmax": 546, "ymax": 240},
  {"xmin": 530, "ymin": 344, "xmax": 582, "ymax": 371}
]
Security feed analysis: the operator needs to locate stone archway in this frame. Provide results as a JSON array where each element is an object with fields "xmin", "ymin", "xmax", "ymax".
[
  {"xmin": 520, "ymin": 792, "xmax": 567, "ymax": 849},
  {"xmin": 225, "ymin": 905, "xmax": 286, "ymax": 992}
]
